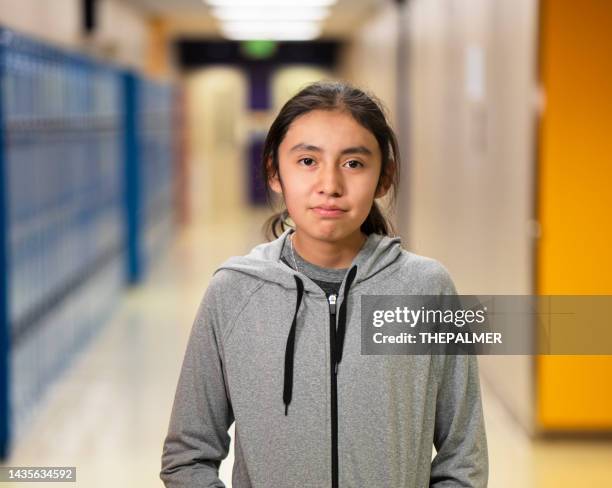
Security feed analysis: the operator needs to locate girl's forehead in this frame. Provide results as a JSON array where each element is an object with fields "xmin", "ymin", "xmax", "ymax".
[
  {"xmin": 289, "ymin": 109, "xmax": 360, "ymax": 130},
  {"xmin": 281, "ymin": 110, "xmax": 378, "ymax": 150}
]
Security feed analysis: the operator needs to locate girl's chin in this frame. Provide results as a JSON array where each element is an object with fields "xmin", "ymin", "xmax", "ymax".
[{"xmin": 298, "ymin": 224, "xmax": 362, "ymax": 242}]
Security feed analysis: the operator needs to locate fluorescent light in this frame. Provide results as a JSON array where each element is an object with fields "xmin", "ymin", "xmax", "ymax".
[
  {"xmin": 223, "ymin": 31, "xmax": 320, "ymax": 40},
  {"xmin": 212, "ymin": 6, "xmax": 330, "ymax": 22},
  {"xmin": 206, "ymin": 0, "xmax": 336, "ymax": 7},
  {"xmin": 220, "ymin": 21, "xmax": 322, "ymax": 40},
  {"xmin": 221, "ymin": 21, "xmax": 321, "ymax": 32}
]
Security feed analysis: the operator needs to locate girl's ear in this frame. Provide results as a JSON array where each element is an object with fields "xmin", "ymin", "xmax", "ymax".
[
  {"xmin": 267, "ymin": 157, "xmax": 283, "ymax": 194},
  {"xmin": 375, "ymin": 162, "xmax": 395, "ymax": 198}
]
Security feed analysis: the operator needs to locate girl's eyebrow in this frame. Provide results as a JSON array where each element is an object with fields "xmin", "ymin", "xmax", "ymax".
[{"xmin": 289, "ymin": 143, "xmax": 373, "ymax": 156}]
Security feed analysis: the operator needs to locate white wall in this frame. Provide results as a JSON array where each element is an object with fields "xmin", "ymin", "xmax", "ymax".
[
  {"xmin": 96, "ymin": 0, "xmax": 149, "ymax": 69},
  {"xmin": 406, "ymin": 0, "xmax": 538, "ymax": 296},
  {"xmin": 0, "ymin": 0, "xmax": 149, "ymax": 70},
  {"xmin": 338, "ymin": 1, "xmax": 398, "ymax": 128},
  {"xmin": 184, "ymin": 67, "xmax": 248, "ymax": 223},
  {"xmin": 406, "ymin": 0, "xmax": 540, "ymax": 433},
  {"xmin": 0, "ymin": 0, "xmax": 80, "ymax": 46}
]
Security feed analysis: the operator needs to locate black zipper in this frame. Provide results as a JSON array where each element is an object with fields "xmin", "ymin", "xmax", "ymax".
[{"xmin": 328, "ymin": 293, "xmax": 338, "ymax": 488}]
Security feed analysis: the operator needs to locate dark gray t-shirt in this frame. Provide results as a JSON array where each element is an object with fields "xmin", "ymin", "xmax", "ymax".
[{"xmin": 280, "ymin": 232, "xmax": 347, "ymax": 297}]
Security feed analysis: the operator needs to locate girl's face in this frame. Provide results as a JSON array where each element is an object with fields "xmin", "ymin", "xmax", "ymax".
[{"xmin": 269, "ymin": 109, "xmax": 390, "ymax": 243}]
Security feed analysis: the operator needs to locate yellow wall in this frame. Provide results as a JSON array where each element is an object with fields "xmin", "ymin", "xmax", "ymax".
[{"xmin": 536, "ymin": 0, "xmax": 612, "ymax": 430}]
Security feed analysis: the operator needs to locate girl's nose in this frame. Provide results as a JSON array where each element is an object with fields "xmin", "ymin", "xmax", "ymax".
[{"xmin": 317, "ymin": 164, "xmax": 343, "ymax": 196}]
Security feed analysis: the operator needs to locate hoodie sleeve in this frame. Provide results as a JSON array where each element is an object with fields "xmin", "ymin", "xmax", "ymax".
[
  {"xmin": 160, "ymin": 280, "xmax": 234, "ymax": 488},
  {"xmin": 429, "ymin": 263, "xmax": 489, "ymax": 487}
]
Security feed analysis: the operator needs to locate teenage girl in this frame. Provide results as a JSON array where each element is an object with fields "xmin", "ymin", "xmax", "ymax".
[{"xmin": 160, "ymin": 80, "xmax": 489, "ymax": 488}]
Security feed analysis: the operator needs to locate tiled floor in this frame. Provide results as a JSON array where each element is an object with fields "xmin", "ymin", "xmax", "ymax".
[{"xmin": 1, "ymin": 207, "xmax": 611, "ymax": 487}]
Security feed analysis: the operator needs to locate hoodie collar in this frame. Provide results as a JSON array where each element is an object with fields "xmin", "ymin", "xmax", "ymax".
[{"xmin": 213, "ymin": 227, "xmax": 403, "ymax": 295}]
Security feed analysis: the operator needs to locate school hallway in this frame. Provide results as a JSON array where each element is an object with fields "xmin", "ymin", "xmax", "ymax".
[
  {"xmin": 0, "ymin": 0, "xmax": 611, "ymax": 485},
  {"xmin": 1, "ymin": 205, "xmax": 610, "ymax": 487}
]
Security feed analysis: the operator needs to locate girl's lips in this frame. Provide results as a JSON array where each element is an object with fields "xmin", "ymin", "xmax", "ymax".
[{"xmin": 312, "ymin": 207, "xmax": 346, "ymax": 217}]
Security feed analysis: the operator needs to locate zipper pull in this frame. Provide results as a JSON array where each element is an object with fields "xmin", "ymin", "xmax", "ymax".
[{"xmin": 328, "ymin": 294, "xmax": 336, "ymax": 315}]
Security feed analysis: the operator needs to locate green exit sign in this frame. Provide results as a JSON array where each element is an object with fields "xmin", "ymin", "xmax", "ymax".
[{"xmin": 241, "ymin": 40, "xmax": 278, "ymax": 60}]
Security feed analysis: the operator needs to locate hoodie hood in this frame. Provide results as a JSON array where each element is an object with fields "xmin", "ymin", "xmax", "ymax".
[
  {"xmin": 213, "ymin": 227, "xmax": 403, "ymax": 416},
  {"xmin": 213, "ymin": 227, "xmax": 403, "ymax": 295}
]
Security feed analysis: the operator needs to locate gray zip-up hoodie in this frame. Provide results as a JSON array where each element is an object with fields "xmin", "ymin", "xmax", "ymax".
[{"xmin": 160, "ymin": 228, "xmax": 488, "ymax": 487}]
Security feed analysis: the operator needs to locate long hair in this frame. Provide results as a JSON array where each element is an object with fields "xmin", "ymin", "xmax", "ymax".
[{"xmin": 261, "ymin": 80, "xmax": 401, "ymax": 241}]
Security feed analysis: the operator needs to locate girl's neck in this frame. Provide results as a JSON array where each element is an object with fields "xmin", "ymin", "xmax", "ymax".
[{"xmin": 291, "ymin": 229, "xmax": 368, "ymax": 270}]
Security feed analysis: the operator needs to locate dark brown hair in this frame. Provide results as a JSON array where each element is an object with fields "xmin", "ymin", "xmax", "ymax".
[{"xmin": 261, "ymin": 80, "xmax": 401, "ymax": 241}]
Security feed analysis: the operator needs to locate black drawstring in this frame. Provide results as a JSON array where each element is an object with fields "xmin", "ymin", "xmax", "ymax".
[
  {"xmin": 335, "ymin": 265, "xmax": 358, "ymax": 370},
  {"xmin": 284, "ymin": 275, "xmax": 304, "ymax": 416},
  {"xmin": 283, "ymin": 265, "xmax": 358, "ymax": 416}
]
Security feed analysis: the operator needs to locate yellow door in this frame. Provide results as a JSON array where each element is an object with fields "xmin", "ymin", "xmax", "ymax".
[{"xmin": 536, "ymin": 0, "xmax": 612, "ymax": 430}]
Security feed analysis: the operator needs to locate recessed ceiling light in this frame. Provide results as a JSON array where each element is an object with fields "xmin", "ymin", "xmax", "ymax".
[
  {"xmin": 205, "ymin": 0, "xmax": 337, "ymax": 7},
  {"xmin": 212, "ymin": 6, "xmax": 330, "ymax": 22},
  {"xmin": 220, "ymin": 21, "xmax": 322, "ymax": 40}
]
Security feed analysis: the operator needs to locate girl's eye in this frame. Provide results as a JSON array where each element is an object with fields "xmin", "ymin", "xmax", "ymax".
[
  {"xmin": 298, "ymin": 157, "xmax": 316, "ymax": 167},
  {"xmin": 345, "ymin": 160, "xmax": 364, "ymax": 169}
]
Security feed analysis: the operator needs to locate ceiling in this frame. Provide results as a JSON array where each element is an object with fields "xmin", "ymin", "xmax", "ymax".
[{"xmin": 118, "ymin": 0, "xmax": 386, "ymax": 39}]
